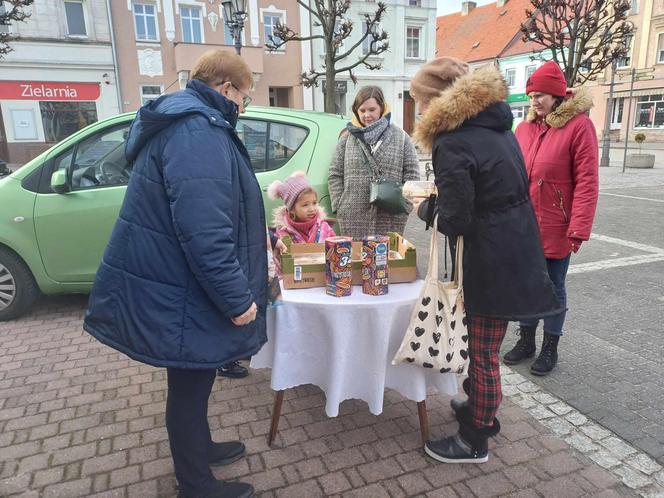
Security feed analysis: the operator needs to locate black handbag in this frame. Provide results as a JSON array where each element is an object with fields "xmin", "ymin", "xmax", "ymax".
[{"xmin": 361, "ymin": 146, "xmax": 409, "ymax": 215}]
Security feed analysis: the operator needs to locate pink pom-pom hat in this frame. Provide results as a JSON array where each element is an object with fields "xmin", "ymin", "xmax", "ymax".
[{"xmin": 267, "ymin": 171, "xmax": 312, "ymax": 209}]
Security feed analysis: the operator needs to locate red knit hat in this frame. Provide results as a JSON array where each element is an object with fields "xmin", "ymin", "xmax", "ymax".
[{"xmin": 525, "ymin": 61, "xmax": 567, "ymax": 97}]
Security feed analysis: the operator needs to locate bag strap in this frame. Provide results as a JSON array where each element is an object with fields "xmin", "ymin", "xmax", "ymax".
[
  {"xmin": 426, "ymin": 215, "xmax": 463, "ymax": 288},
  {"xmin": 357, "ymin": 139, "xmax": 380, "ymax": 179}
]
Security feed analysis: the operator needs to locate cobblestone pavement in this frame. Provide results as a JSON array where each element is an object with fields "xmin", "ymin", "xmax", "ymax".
[{"xmin": 0, "ymin": 297, "xmax": 646, "ymax": 497}]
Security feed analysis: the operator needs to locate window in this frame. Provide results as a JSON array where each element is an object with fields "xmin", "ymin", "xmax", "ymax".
[
  {"xmin": 133, "ymin": 2, "xmax": 158, "ymax": 41},
  {"xmin": 610, "ymin": 97, "xmax": 624, "ymax": 129},
  {"xmin": 222, "ymin": 8, "xmax": 235, "ymax": 45},
  {"xmin": 180, "ymin": 5, "xmax": 202, "ymax": 43},
  {"xmin": 629, "ymin": 0, "xmax": 638, "ymax": 14},
  {"xmin": 140, "ymin": 85, "xmax": 162, "ymax": 105},
  {"xmin": 525, "ymin": 65, "xmax": 536, "ymax": 81},
  {"xmin": 263, "ymin": 12, "xmax": 283, "ymax": 47},
  {"xmin": 64, "ymin": 1, "xmax": 87, "ymax": 36},
  {"xmin": 617, "ymin": 34, "xmax": 632, "ymax": 68},
  {"xmin": 504, "ymin": 68, "xmax": 516, "ymax": 87},
  {"xmin": 658, "ymin": 34, "xmax": 664, "ymax": 63},
  {"xmin": 406, "ymin": 26, "xmax": 421, "ymax": 59},
  {"xmin": 635, "ymin": 94, "xmax": 664, "ymax": 128},
  {"xmin": 54, "ymin": 124, "xmax": 132, "ymax": 190},
  {"xmin": 362, "ymin": 23, "xmax": 379, "ymax": 55},
  {"xmin": 236, "ymin": 119, "xmax": 307, "ymax": 172},
  {"xmin": 0, "ymin": 1, "xmax": 10, "ymax": 34},
  {"xmin": 268, "ymin": 123, "xmax": 307, "ymax": 170},
  {"xmin": 40, "ymin": 101, "xmax": 97, "ymax": 143},
  {"xmin": 409, "ymin": 0, "xmax": 421, "ymax": 6}
]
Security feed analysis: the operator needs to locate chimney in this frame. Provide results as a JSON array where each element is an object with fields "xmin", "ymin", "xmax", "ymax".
[
  {"xmin": 461, "ymin": 1, "xmax": 477, "ymax": 15},
  {"xmin": 496, "ymin": 0, "xmax": 509, "ymax": 6}
]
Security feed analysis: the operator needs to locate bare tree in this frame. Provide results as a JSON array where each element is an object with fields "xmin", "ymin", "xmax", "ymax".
[
  {"xmin": 0, "ymin": 0, "xmax": 34, "ymax": 58},
  {"xmin": 267, "ymin": 0, "xmax": 389, "ymax": 113},
  {"xmin": 521, "ymin": 0, "xmax": 633, "ymax": 86}
]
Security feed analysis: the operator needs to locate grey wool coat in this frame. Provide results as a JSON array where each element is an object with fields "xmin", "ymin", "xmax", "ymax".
[{"xmin": 328, "ymin": 125, "xmax": 420, "ymax": 239}]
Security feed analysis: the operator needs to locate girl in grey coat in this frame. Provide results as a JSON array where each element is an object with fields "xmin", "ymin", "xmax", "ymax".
[{"xmin": 328, "ymin": 86, "xmax": 420, "ymax": 239}]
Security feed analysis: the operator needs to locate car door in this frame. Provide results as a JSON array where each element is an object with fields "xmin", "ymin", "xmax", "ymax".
[{"xmin": 32, "ymin": 122, "xmax": 132, "ymax": 283}]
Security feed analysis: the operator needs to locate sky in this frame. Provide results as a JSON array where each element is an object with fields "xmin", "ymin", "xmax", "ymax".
[{"xmin": 437, "ymin": 0, "xmax": 495, "ymax": 16}]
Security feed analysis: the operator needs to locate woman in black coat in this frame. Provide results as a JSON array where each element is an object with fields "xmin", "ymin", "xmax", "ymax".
[{"xmin": 410, "ymin": 57, "xmax": 561, "ymax": 464}]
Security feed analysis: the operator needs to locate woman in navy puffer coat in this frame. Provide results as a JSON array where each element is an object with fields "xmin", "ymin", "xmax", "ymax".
[{"xmin": 84, "ymin": 50, "xmax": 262, "ymax": 498}]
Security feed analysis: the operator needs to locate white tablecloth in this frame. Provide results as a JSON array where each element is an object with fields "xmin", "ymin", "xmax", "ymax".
[{"xmin": 251, "ymin": 281, "xmax": 458, "ymax": 417}]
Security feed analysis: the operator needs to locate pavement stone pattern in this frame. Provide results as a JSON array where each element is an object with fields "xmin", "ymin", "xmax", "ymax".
[{"xmin": 0, "ymin": 297, "xmax": 641, "ymax": 498}]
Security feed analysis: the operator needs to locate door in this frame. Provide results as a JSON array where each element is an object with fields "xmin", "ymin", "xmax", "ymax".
[
  {"xmin": 403, "ymin": 91, "xmax": 415, "ymax": 136},
  {"xmin": 33, "ymin": 123, "xmax": 132, "ymax": 283}
]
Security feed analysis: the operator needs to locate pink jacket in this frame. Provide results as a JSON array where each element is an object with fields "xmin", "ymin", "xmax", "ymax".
[{"xmin": 515, "ymin": 88, "xmax": 599, "ymax": 259}]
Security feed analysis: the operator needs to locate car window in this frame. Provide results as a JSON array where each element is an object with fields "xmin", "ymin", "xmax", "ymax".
[
  {"xmin": 237, "ymin": 118, "xmax": 307, "ymax": 173},
  {"xmin": 55, "ymin": 124, "xmax": 132, "ymax": 190},
  {"xmin": 237, "ymin": 119, "xmax": 268, "ymax": 171},
  {"xmin": 268, "ymin": 123, "xmax": 307, "ymax": 171}
]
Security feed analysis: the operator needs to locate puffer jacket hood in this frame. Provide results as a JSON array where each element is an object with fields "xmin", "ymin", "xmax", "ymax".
[
  {"xmin": 271, "ymin": 205, "xmax": 329, "ymax": 230},
  {"xmin": 125, "ymin": 79, "xmax": 238, "ymax": 162},
  {"xmin": 414, "ymin": 65, "xmax": 509, "ymax": 152}
]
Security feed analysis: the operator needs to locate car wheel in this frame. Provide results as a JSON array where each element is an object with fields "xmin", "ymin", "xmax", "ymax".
[{"xmin": 0, "ymin": 247, "xmax": 40, "ymax": 321}]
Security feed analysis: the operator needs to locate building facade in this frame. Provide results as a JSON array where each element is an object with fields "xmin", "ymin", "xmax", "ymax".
[
  {"xmin": 110, "ymin": 0, "xmax": 305, "ymax": 113},
  {"xmin": 590, "ymin": 0, "xmax": 664, "ymax": 143},
  {"xmin": 0, "ymin": 0, "xmax": 121, "ymax": 165},
  {"xmin": 302, "ymin": 0, "xmax": 437, "ymax": 133}
]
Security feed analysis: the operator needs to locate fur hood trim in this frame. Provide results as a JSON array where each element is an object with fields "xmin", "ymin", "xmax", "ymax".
[
  {"xmin": 413, "ymin": 66, "xmax": 508, "ymax": 152},
  {"xmin": 271, "ymin": 205, "xmax": 328, "ymax": 229},
  {"xmin": 525, "ymin": 87, "xmax": 593, "ymax": 128}
]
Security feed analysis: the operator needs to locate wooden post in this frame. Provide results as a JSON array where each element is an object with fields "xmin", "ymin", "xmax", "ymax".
[
  {"xmin": 267, "ymin": 390, "xmax": 285, "ymax": 446},
  {"xmin": 417, "ymin": 400, "xmax": 429, "ymax": 446}
]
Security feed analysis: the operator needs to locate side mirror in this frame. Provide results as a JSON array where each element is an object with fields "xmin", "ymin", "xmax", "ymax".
[{"xmin": 50, "ymin": 170, "xmax": 69, "ymax": 194}]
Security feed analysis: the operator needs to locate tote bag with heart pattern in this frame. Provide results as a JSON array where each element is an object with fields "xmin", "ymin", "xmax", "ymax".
[{"xmin": 392, "ymin": 219, "xmax": 469, "ymax": 374}]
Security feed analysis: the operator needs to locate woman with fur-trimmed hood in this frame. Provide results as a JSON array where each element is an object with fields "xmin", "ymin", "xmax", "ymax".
[
  {"xmin": 410, "ymin": 57, "xmax": 561, "ymax": 464},
  {"xmin": 503, "ymin": 61, "xmax": 599, "ymax": 377}
]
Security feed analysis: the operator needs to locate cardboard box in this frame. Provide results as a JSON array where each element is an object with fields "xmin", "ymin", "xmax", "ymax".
[{"xmin": 280, "ymin": 233, "xmax": 417, "ymax": 290}]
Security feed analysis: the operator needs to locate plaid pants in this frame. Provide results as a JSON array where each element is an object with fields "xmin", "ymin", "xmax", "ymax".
[{"xmin": 466, "ymin": 315, "xmax": 509, "ymax": 429}]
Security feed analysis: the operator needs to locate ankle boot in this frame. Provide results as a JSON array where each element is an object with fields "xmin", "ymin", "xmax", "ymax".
[
  {"xmin": 450, "ymin": 377, "xmax": 472, "ymax": 414},
  {"xmin": 503, "ymin": 326, "xmax": 537, "ymax": 365},
  {"xmin": 424, "ymin": 406, "xmax": 500, "ymax": 464},
  {"xmin": 530, "ymin": 333, "xmax": 559, "ymax": 376}
]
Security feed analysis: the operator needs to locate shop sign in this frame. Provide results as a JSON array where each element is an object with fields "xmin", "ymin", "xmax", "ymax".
[
  {"xmin": 322, "ymin": 81, "xmax": 348, "ymax": 94},
  {"xmin": 507, "ymin": 92, "xmax": 529, "ymax": 103},
  {"xmin": 0, "ymin": 81, "xmax": 101, "ymax": 101}
]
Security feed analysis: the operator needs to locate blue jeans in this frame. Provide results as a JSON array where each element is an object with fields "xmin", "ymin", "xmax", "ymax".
[{"xmin": 520, "ymin": 255, "xmax": 571, "ymax": 336}]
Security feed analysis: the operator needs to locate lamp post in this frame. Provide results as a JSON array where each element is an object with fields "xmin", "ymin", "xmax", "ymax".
[
  {"xmin": 600, "ymin": 59, "xmax": 618, "ymax": 168},
  {"xmin": 222, "ymin": 0, "xmax": 247, "ymax": 55}
]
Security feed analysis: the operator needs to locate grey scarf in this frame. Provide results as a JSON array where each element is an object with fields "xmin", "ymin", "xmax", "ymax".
[{"xmin": 347, "ymin": 113, "xmax": 391, "ymax": 147}]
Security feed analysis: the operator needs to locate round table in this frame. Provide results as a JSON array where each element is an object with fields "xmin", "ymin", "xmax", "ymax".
[{"xmin": 251, "ymin": 280, "xmax": 458, "ymax": 445}]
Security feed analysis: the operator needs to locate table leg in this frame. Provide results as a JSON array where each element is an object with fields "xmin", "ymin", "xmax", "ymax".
[
  {"xmin": 417, "ymin": 400, "xmax": 429, "ymax": 446},
  {"xmin": 268, "ymin": 390, "xmax": 285, "ymax": 447}
]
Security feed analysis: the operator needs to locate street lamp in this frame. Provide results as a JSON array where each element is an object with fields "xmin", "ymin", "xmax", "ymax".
[
  {"xmin": 222, "ymin": 0, "xmax": 247, "ymax": 55},
  {"xmin": 600, "ymin": 58, "xmax": 618, "ymax": 168}
]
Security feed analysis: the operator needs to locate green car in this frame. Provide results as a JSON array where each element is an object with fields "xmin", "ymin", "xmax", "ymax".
[{"xmin": 0, "ymin": 107, "xmax": 347, "ymax": 321}]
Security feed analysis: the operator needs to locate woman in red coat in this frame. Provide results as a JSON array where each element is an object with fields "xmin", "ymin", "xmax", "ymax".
[{"xmin": 504, "ymin": 61, "xmax": 599, "ymax": 375}]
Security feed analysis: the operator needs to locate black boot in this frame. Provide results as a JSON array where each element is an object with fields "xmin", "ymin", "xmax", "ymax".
[
  {"xmin": 450, "ymin": 377, "xmax": 471, "ymax": 414},
  {"xmin": 503, "ymin": 326, "xmax": 537, "ymax": 365},
  {"xmin": 530, "ymin": 333, "xmax": 559, "ymax": 376},
  {"xmin": 425, "ymin": 406, "xmax": 500, "ymax": 464}
]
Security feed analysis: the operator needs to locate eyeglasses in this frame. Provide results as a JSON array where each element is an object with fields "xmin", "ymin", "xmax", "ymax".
[{"xmin": 232, "ymin": 84, "xmax": 252, "ymax": 108}]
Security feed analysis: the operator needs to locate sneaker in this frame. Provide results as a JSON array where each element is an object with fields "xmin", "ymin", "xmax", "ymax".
[
  {"xmin": 424, "ymin": 433, "xmax": 488, "ymax": 464},
  {"xmin": 217, "ymin": 361, "xmax": 249, "ymax": 379},
  {"xmin": 209, "ymin": 441, "xmax": 245, "ymax": 467},
  {"xmin": 178, "ymin": 480, "xmax": 254, "ymax": 498}
]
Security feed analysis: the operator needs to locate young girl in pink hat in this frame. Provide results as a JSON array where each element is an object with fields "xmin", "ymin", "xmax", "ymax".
[{"xmin": 268, "ymin": 171, "xmax": 336, "ymax": 246}]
